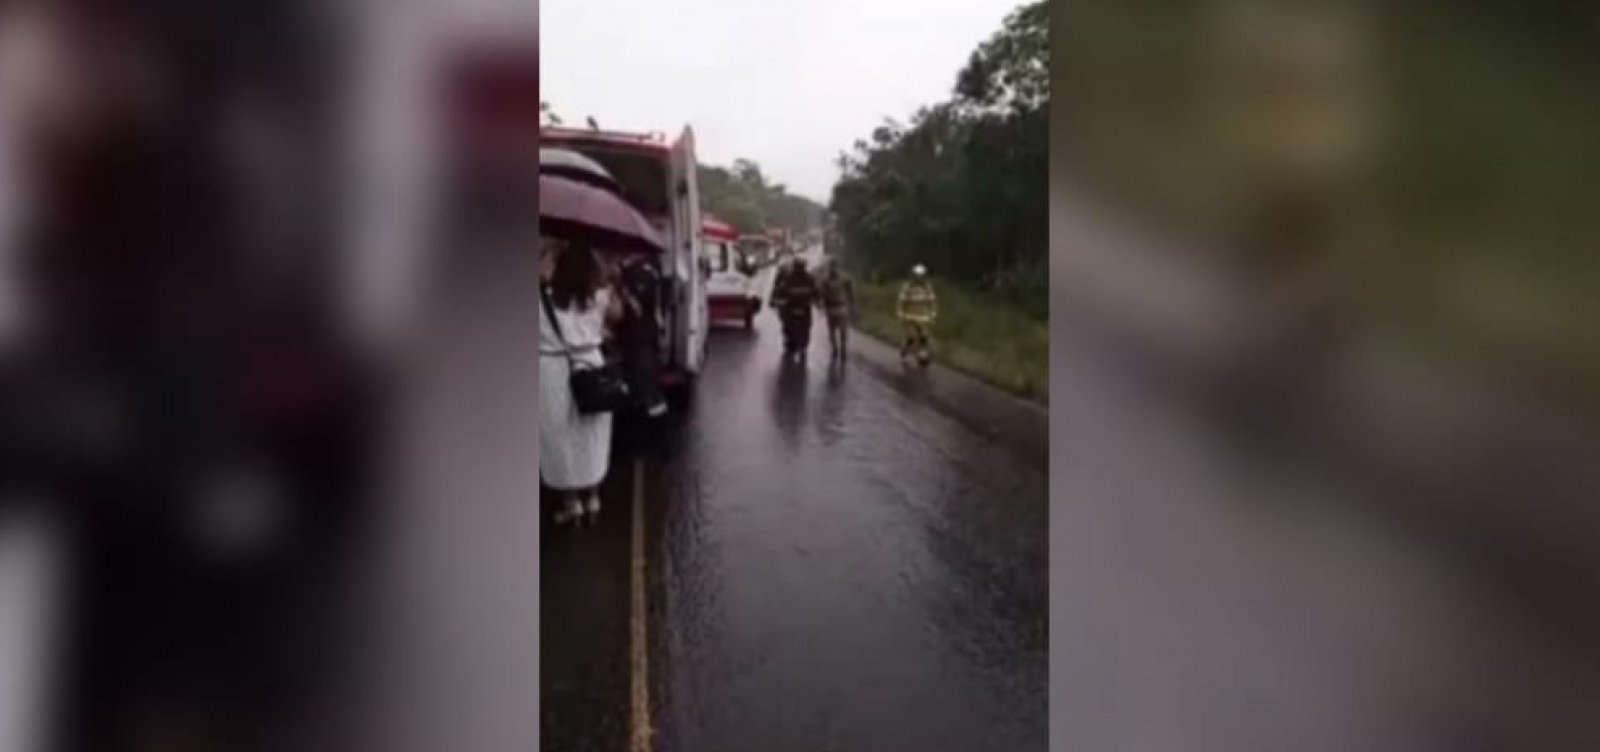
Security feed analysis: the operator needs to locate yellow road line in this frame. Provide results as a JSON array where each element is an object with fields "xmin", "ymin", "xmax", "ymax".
[{"xmin": 629, "ymin": 459, "xmax": 652, "ymax": 752}]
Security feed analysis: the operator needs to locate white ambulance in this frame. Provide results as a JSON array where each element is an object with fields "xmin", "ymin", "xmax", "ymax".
[
  {"xmin": 540, "ymin": 125, "xmax": 709, "ymax": 404},
  {"xmin": 701, "ymin": 215, "xmax": 764, "ymax": 329}
]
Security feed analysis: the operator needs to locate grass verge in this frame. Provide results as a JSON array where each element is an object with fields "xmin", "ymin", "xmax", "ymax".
[{"xmin": 854, "ymin": 279, "xmax": 1048, "ymax": 404}]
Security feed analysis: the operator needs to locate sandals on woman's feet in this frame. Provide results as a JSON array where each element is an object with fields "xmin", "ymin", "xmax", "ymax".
[{"xmin": 553, "ymin": 498, "xmax": 584, "ymax": 526}]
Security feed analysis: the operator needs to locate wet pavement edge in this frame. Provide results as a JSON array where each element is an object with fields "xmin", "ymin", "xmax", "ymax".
[{"xmin": 845, "ymin": 329, "xmax": 1048, "ymax": 468}]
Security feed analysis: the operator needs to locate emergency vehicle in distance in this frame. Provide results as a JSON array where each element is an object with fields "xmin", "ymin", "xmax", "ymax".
[{"xmin": 701, "ymin": 215, "xmax": 764, "ymax": 329}]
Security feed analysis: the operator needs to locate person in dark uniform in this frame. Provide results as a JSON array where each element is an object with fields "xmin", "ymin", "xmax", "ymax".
[
  {"xmin": 772, "ymin": 257, "xmax": 819, "ymax": 362},
  {"xmin": 614, "ymin": 255, "xmax": 668, "ymax": 418}
]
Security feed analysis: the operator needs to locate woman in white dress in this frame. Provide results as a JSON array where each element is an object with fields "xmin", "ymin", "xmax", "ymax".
[{"xmin": 540, "ymin": 241, "xmax": 622, "ymax": 524}]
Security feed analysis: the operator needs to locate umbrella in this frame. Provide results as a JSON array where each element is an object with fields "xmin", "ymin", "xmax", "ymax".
[
  {"xmin": 539, "ymin": 148, "xmax": 623, "ymax": 195},
  {"xmin": 539, "ymin": 173, "xmax": 666, "ymax": 255}
]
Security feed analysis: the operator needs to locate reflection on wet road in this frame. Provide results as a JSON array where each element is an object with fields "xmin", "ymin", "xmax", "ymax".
[
  {"xmin": 541, "ymin": 308, "xmax": 1047, "ymax": 751},
  {"xmin": 646, "ymin": 314, "xmax": 1047, "ymax": 751}
]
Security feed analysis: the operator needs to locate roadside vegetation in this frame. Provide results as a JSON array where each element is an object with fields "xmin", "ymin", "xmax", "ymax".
[
  {"xmin": 854, "ymin": 277, "xmax": 1048, "ymax": 403},
  {"xmin": 829, "ymin": 0, "xmax": 1048, "ymax": 401}
]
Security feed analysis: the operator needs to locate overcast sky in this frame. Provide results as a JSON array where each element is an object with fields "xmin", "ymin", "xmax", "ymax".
[{"xmin": 539, "ymin": 0, "xmax": 1023, "ymax": 203}]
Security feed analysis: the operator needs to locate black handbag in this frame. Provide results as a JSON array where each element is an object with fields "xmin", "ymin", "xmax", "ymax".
[{"xmin": 541, "ymin": 287, "xmax": 631, "ymax": 415}]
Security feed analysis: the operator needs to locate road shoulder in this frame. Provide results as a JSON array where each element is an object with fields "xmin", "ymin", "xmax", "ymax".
[
  {"xmin": 847, "ymin": 327, "xmax": 1048, "ymax": 466},
  {"xmin": 539, "ymin": 471, "xmax": 638, "ymax": 752}
]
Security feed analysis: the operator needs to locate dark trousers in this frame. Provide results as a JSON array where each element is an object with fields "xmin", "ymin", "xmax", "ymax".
[
  {"xmin": 622, "ymin": 345, "xmax": 662, "ymax": 408},
  {"xmin": 781, "ymin": 308, "xmax": 813, "ymax": 350}
]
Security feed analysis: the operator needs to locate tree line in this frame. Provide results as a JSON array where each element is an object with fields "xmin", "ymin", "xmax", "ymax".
[
  {"xmin": 697, "ymin": 159, "xmax": 823, "ymax": 237},
  {"xmin": 829, "ymin": 0, "xmax": 1048, "ymax": 319}
]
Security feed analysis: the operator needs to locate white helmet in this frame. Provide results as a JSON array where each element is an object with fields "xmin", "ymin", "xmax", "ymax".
[{"xmin": 912, "ymin": 264, "xmax": 927, "ymax": 277}]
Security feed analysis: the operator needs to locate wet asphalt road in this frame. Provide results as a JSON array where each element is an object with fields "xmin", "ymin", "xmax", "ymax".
[{"xmin": 542, "ymin": 310, "xmax": 1049, "ymax": 751}]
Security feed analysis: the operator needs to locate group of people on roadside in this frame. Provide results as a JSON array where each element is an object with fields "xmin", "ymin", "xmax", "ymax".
[
  {"xmin": 771, "ymin": 256, "xmax": 858, "ymax": 363},
  {"xmin": 772, "ymin": 256, "xmax": 938, "ymax": 366},
  {"xmin": 539, "ymin": 240, "xmax": 667, "ymax": 526}
]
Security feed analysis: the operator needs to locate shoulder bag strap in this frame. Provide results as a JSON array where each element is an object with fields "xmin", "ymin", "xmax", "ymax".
[{"xmin": 539, "ymin": 286, "xmax": 579, "ymax": 370}]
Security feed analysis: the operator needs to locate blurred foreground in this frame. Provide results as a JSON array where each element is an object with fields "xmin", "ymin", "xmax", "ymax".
[
  {"xmin": 1054, "ymin": 1, "xmax": 1600, "ymax": 749},
  {"xmin": 0, "ymin": 3, "xmax": 539, "ymax": 751}
]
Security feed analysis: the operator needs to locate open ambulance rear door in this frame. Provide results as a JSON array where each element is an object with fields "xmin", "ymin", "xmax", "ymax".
[{"xmin": 668, "ymin": 126, "xmax": 707, "ymax": 380}]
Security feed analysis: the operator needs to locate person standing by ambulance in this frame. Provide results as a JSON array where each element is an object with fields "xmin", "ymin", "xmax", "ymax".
[{"xmin": 614, "ymin": 254, "xmax": 668, "ymax": 418}]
